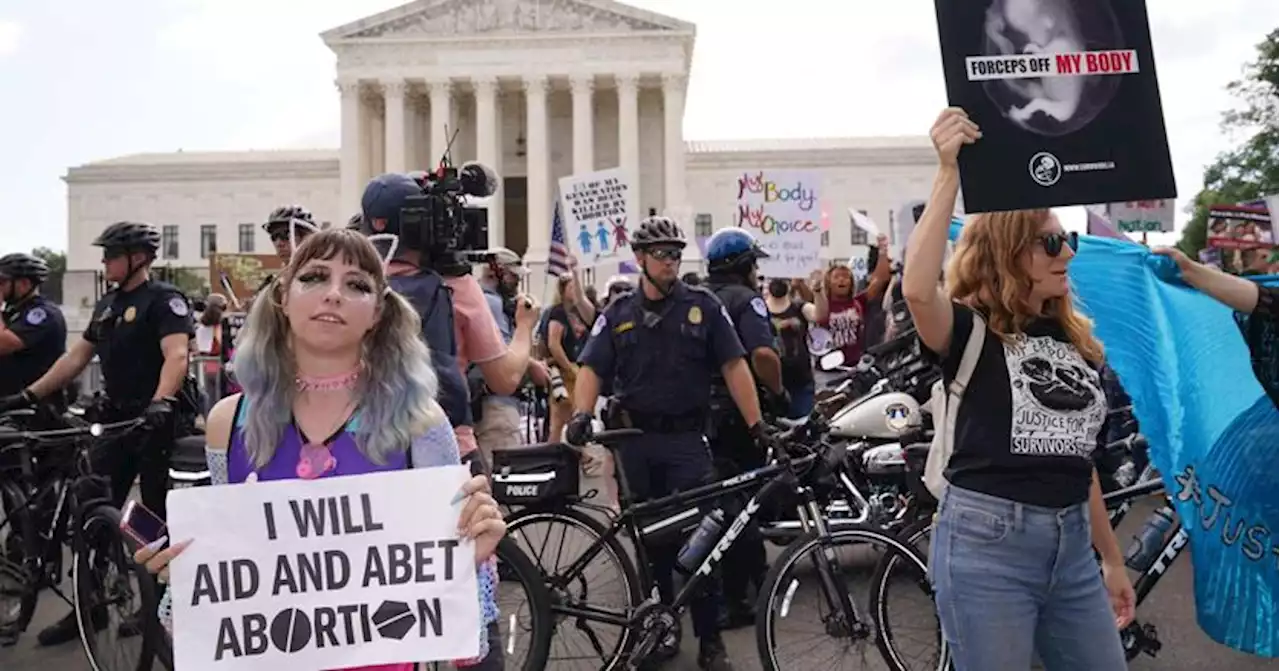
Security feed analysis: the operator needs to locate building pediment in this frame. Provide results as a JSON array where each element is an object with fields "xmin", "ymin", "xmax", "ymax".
[{"xmin": 322, "ymin": 0, "xmax": 693, "ymax": 42}]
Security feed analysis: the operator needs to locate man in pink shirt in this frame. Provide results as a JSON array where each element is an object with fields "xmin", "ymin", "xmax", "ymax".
[{"xmin": 446, "ymin": 273, "xmax": 539, "ymax": 459}]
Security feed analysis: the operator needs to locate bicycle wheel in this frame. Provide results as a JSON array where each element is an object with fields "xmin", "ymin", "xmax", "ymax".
[
  {"xmin": 73, "ymin": 504, "xmax": 157, "ymax": 671},
  {"xmin": 0, "ymin": 480, "xmax": 38, "ymax": 641},
  {"xmin": 507, "ymin": 506, "xmax": 644, "ymax": 671},
  {"xmin": 871, "ymin": 517, "xmax": 948, "ymax": 671},
  {"xmin": 495, "ymin": 536, "xmax": 553, "ymax": 671},
  {"xmin": 755, "ymin": 526, "xmax": 929, "ymax": 671}
]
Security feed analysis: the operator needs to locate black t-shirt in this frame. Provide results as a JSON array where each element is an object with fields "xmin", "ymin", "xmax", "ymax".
[
  {"xmin": 85, "ymin": 281, "xmax": 195, "ymax": 404},
  {"xmin": 0, "ymin": 296, "xmax": 67, "ymax": 396},
  {"xmin": 769, "ymin": 300, "xmax": 814, "ymax": 389},
  {"xmin": 928, "ymin": 303, "xmax": 1107, "ymax": 508},
  {"xmin": 547, "ymin": 304, "xmax": 584, "ymax": 362}
]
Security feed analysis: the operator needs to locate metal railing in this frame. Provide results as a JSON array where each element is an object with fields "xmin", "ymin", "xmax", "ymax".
[{"xmin": 74, "ymin": 355, "xmax": 231, "ymax": 417}]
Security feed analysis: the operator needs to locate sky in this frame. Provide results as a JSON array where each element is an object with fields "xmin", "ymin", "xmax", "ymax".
[{"xmin": 0, "ymin": 0, "xmax": 1273, "ymax": 255}]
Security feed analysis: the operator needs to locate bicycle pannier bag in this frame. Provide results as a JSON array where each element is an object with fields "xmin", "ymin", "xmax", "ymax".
[
  {"xmin": 923, "ymin": 314, "xmax": 986, "ymax": 500},
  {"xmin": 491, "ymin": 443, "xmax": 581, "ymax": 505}
]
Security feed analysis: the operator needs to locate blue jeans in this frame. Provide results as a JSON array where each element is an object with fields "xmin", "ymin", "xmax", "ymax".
[
  {"xmin": 786, "ymin": 381, "xmax": 815, "ymax": 419},
  {"xmin": 930, "ymin": 485, "xmax": 1126, "ymax": 671}
]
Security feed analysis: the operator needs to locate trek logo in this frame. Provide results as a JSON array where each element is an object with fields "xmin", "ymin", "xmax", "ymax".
[
  {"xmin": 695, "ymin": 498, "xmax": 761, "ymax": 577},
  {"xmin": 1148, "ymin": 527, "xmax": 1189, "ymax": 576},
  {"xmin": 504, "ymin": 484, "xmax": 541, "ymax": 498}
]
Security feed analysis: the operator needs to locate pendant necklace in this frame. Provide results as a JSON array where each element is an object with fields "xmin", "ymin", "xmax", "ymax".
[{"xmin": 294, "ymin": 396, "xmax": 356, "ymax": 480}]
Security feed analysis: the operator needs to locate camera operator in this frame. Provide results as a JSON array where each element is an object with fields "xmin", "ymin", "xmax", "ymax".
[
  {"xmin": 361, "ymin": 171, "xmax": 538, "ymax": 468},
  {"xmin": 472, "ymin": 247, "xmax": 549, "ymax": 462}
]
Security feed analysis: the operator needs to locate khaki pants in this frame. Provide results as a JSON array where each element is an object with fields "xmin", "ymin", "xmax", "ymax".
[{"xmin": 474, "ymin": 398, "xmax": 523, "ymax": 469}]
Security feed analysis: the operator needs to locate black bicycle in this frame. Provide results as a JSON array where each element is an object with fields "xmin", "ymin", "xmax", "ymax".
[
  {"xmin": 499, "ymin": 422, "xmax": 928, "ymax": 670},
  {"xmin": 0, "ymin": 408, "xmax": 158, "ymax": 671},
  {"xmin": 869, "ymin": 466, "xmax": 1174, "ymax": 670}
]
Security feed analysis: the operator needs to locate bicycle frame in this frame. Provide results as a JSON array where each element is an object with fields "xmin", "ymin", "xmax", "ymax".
[
  {"xmin": 545, "ymin": 452, "xmax": 818, "ymax": 628},
  {"xmin": 1102, "ymin": 477, "xmax": 1187, "ymax": 607}
]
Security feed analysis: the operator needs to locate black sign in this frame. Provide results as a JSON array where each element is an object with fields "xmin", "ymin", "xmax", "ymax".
[{"xmin": 933, "ymin": 0, "xmax": 1176, "ymax": 213}]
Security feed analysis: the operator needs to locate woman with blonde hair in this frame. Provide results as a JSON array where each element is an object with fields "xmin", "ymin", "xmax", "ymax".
[
  {"xmin": 544, "ymin": 270, "xmax": 595, "ymax": 441},
  {"xmin": 901, "ymin": 107, "xmax": 1133, "ymax": 671},
  {"xmin": 136, "ymin": 229, "xmax": 507, "ymax": 669}
]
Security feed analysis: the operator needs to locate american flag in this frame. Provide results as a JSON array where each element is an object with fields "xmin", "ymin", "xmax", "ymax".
[{"xmin": 548, "ymin": 198, "xmax": 572, "ymax": 277}]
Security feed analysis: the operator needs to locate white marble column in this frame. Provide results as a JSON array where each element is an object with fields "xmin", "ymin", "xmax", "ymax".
[
  {"xmin": 616, "ymin": 73, "xmax": 641, "ymax": 218},
  {"xmin": 662, "ymin": 74, "xmax": 688, "ymax": 218},
  {"xmin": 570, "ymin": 75, "xmax": 595, "ymax": 175},
  {"xmin": 337, "ymin": 78, "xmax": 364, "ymax": 217},
  {"xmin": 473, "ymin": 76, "xmax": 503, "ymax": 248},
  {"xmin": 427, "ymin": 79, "xmax": 453, "ymax": 165},
  {"xmin": 382, "ymin": 80, "xmax": 409, "ymax": 174},
  {"xmin": 524, "ymin": 75, "xmax": 551, "ymax": 260}
]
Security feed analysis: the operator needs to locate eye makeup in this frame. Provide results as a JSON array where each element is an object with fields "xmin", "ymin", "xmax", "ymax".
[{"xmin": 291, "ymin": 265, "xmax": 377, "ymax": 301}]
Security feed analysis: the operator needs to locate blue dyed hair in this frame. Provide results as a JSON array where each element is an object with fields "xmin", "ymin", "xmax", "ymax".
[{"xmin": 232, "ymin": 229, "xmax": 443, "ymax": 469}]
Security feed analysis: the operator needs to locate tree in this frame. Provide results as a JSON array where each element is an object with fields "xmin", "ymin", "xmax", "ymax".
[
  {"xmin": 155, "ymin": 266, "xmax": 210, "ymax": 296},
  {"xmin": 31, "ymin": 247, "xmax": 65, "ymax": 304},
  {"xmin": 1178, "ymin": 29, "xmax": 1279, "ymax": 256}
]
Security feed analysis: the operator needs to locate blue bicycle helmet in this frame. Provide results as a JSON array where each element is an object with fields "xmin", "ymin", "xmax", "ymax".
[{"xmin": 705, "ymin": 227, "xmax": 769, "ymax": 272}]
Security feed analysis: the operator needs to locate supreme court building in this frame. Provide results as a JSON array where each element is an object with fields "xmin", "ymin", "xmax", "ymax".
[{"xmin": 62, "ymin": 0, "xmax": 936, "ymax": 315}]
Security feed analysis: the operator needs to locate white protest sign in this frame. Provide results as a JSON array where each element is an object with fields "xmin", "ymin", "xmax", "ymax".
[
  {"xmin": 559, "ymin": 167, "xmax": 636, "ymax": 269},
  {"xmin": 166, "ymin": 466, "xmax": 480, "ymax": 671},
  {"xmin": 848, "ymin": 244, "xmax": 871, "ymax": 282},
  {"xmin": 849, "ymin": 209, "xmax": 880, "ymax": 238},
  {"xmin": 1106, "ymin": 199, "xmax": 1176, "ymax": 233},
  {"xmin": 735, "ymin": 171, "xmax": 823, "ymax": 278}
]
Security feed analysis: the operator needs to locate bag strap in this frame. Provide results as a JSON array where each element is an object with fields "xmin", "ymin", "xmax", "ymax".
[{"xmin": 948, "ymin": 313, "xmax": 987, "ymax": 398}]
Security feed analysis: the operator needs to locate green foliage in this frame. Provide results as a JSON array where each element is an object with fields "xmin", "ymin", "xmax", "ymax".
[
  {"xmin": 154, "ymin": 265, "xmax": 210, "ymax": 296},
  {"xmin": 1178, "ymin": 29, "xmax": 1280, "ymax": 256},
  {"xmin": 30, "ymin": 247, "xmax": 65, "ymax": 304}
]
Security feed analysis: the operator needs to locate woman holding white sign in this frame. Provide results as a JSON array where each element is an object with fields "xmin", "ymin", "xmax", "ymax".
[{"xmin": 137, "ymin": 229, "xmax": 507, "ymax": 670}]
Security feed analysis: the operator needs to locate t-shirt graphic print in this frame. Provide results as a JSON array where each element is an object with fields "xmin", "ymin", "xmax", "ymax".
[{"xmin": 1004, "ymin": 334, "xmax": 1105, "ymax": 459}]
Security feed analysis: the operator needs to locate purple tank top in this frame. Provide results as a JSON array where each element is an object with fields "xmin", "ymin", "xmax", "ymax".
[
  {"xmin": 225, "ymin": 397, "xmax": 414, "ymax": 671},
  {"xmin": 226, "ymin": 397, "xmax": 407, "ymax": 483}
]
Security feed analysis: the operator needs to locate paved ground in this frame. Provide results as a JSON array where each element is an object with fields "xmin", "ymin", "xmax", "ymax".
[{"xmin": 2, "ymin": 484, "xmax": 1273, "ymax": 671}]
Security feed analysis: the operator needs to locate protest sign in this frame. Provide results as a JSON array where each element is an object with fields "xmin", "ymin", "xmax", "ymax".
[
  {"xmin": 166, "ymin": 466, "xmax": 480, "ymax": 671},
  {"xmin": 735, "ymin": 171, "xmax": 823, "ymax": 278},
  {"xmin": 933, "ymin": 0, "xmax": 1175, "ymax": 212},
  {"xmin": 558, "ymin": 167, "xmax": 635, "ymax": 269},
  {"xmin": 1106, "ymin": 199, "xmax": 1175, "ymax": 233},
  {"xmin": 848, "ymin": 245, "xmax": 871, "ymax": 282},
  {"xmin": 209, "ymin": 254, "xmax": 283, "ymax": 307}
]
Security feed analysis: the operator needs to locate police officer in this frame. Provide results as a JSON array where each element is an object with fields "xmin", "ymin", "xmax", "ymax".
[
  {"xmin": 0, "ymin": 254, "xmax": 66, "ymax": 404},
  {"xmin": 264, "ymin": 205, "xmax": 319, "ymax": 262},
  {"xmin": 701, "ymin": 227, "xmax": 786, "ymax": 628},
  {"xmin": 0, "ymin": 222, "xmax": 194, "ymax": 645},
  {"xmin": 566, "ymin": 216, "xmax": 769, "ymax": 671}
]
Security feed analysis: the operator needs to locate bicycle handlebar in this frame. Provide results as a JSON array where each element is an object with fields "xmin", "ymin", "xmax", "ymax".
[{"xmin": 0, "ymin": 417, "xmax": 148, "ymax": 452}]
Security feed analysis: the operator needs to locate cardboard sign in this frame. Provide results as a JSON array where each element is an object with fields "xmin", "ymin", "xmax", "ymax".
[
  {"xmin": 209, "ymin": 254, "xmax": 283, "ymax": 306},
  {"xmin": 166, "ymin": 466, "xmax": 480, "ymax": 671},
  {"xmin": 735, "ymin": 171, "xmax": 823, "ymax": 278},
  {"xmin": 1107, "ymin": 199, "xmax": 1176, "ymax": 233},
  {"xmin": 933, "ymin": 0, "xmax": 1176, "ymax": 212},
  {"xmin": 558, "ymin": 168, "xmax": 636, "ymax": 269}
]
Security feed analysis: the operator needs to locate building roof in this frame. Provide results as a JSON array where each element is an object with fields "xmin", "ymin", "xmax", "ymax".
[
  {"xmin": 685, "ymin": 136, "xmax": 930, "ymax": 154},
  {"xmin": 79, "ymin": 149, "xmax": 339, "ymax": 168}
]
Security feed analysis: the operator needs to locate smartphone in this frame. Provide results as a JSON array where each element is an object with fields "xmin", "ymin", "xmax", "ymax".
[{"xmin": 120, "ymin": 499, "xmax": 167, "ymax": 548}]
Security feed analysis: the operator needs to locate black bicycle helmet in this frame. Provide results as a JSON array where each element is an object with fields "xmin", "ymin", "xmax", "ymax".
[
  {"xmin": 631, "ymin": 216, "xmax": 687, "ymax": 249},
  {"xmin": 0, "ymin": 253, "xmax": 49, "ymax": 283},
  {"xmin": 264, "ymin": 205, "xmax": 317, "ymax": 233},
  {"xmin": 92, "ymin": 221, "xmax": 161, "ymax": 252}
]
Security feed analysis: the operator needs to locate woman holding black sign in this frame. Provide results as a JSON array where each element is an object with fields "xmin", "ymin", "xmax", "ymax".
[
  {"xmin": 901, "ymin": 107, "xmax": 1133, "ymax": 671},
  {"xmin": 136, "ymin": 229, "xmax": 507, "ymax": 670}
]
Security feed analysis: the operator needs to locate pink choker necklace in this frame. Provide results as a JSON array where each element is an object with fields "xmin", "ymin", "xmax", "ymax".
[{"xmin": 295, "ymin": 367, "xmax": 361, "ymax": 392}]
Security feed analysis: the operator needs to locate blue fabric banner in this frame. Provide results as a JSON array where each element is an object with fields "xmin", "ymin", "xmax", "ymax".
[{"xmin": 948, "ymin": 220, "xmax": 1278, "ymax": 656}]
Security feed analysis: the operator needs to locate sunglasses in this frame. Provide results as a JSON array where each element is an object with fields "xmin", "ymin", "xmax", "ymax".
[
  {"xmin": 646, "ymin": 247, "xmax": 683, "ymax": 262},
  {"xmin": 269, "ymin": 229, "xmax": 291, "ymax": 243},
  {"xmin": 101, "ymin": 248, "xmax": 128, "ymax": 262},
  {"xmin": 1039, "ymin": 232, "xmax": 1079, "ymax": 258}
]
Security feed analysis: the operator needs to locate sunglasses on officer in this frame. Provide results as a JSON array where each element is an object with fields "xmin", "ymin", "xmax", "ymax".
[
  {"xmin": 1038, "ymin": 231, "xmax": 1079, "ymax": 258},
  {"xmin": 101, "ymin": 248, "xmax": 129, "ymax": 262},
  {"xmin": 644, "ymin": 246, "xmax": 683, "ymax": 262}
]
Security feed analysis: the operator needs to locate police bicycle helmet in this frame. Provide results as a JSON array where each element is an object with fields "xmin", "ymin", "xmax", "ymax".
[
  {"xmin": 264, "ymin": 205, "xmax": 318, "ymax": 234},
  {"xmin": 92, "ymin": 221, "xmax": 161, "ymax": 253},
  {"xmin": 0, "ymin": 253, "xmax": 50, "ymax": 284},
  {"xmin": 630, "ymin": 216, "xmax": 687, "ymax": 249},
  {"xmin": 346, "ymin": 213, "xmax": 364, "ymax": 231},
  {"xmin": 705, "ymin": 227, "xmax": 769, "ymax": 273}
]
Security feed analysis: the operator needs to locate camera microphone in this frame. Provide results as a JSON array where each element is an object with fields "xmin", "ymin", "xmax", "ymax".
[{"xmin": 459, "ymin": 161, "xmax": 498, "ymax": 198}]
